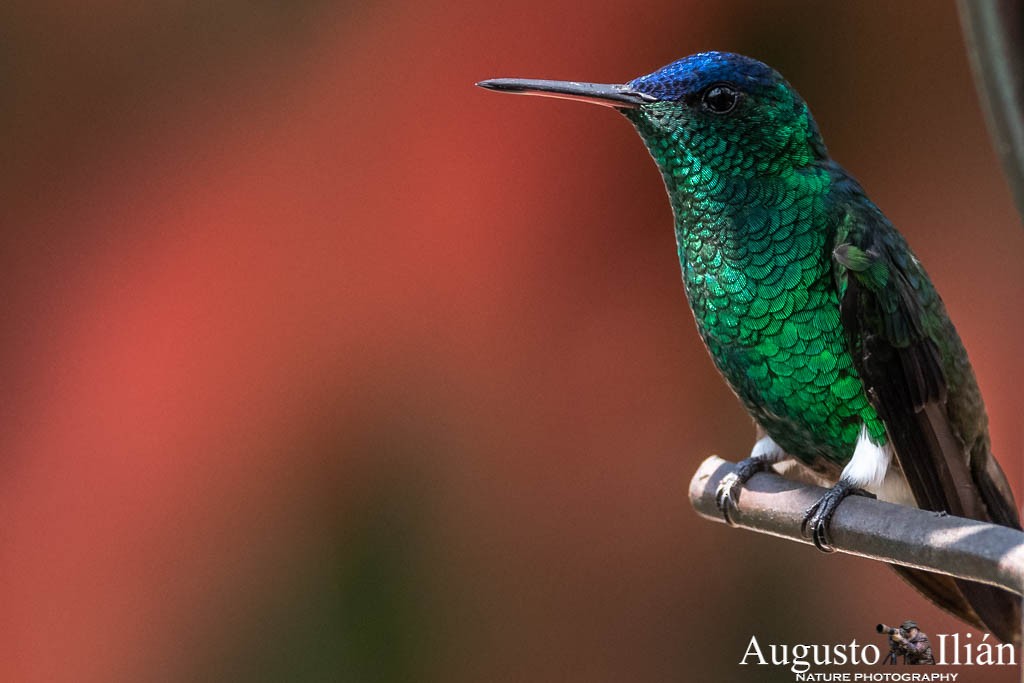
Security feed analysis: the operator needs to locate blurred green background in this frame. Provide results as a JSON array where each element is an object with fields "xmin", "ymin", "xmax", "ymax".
[{"xmin": 1, "ymin": 1, "xmax": 1021, "ymax": 681}]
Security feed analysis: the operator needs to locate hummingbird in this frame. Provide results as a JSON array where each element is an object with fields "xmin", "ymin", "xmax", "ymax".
[{"xmin": 478, "ymin": 52, "xmax": 1021, "ymax": 644}]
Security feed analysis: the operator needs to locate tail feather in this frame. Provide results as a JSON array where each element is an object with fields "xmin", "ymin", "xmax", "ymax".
[{"xmin": 890, "ymin": 565, "xmax": 985, "ymax": 631}]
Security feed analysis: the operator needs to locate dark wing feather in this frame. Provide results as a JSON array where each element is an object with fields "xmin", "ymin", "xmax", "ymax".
[{"xmin": 832, "ymin": 203, "xmax": 1021, "ymax": 645}]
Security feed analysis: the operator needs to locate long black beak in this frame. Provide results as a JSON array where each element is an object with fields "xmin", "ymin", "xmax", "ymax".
[{"xmin": 476, "ymin": 78, "xmax": 655, "ymax": 109}]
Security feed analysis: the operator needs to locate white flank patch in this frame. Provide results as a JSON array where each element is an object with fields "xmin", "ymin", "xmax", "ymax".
[
  {"xmin": 841, "ymin": 425, "xmax": 891, "ymax": 492},
  {"xmin": 750, "ymin": 435, "xmax": 786, "ymax": 463}
]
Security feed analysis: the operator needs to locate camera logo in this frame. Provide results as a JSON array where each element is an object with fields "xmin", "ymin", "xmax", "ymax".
[{"xmin": 876, "ymin": 620, "xmax": 934, "ymax": 665}]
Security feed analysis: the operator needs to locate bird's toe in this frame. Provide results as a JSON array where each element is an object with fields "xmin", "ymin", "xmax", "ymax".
[{"xmin": 715, "ymin": 472, "xmax": 742, "ymax": 526}]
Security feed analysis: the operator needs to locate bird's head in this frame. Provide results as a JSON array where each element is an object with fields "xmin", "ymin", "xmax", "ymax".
[{"xmin": 479, "ymin": 52, "xmax": 828, "ymax": 181}]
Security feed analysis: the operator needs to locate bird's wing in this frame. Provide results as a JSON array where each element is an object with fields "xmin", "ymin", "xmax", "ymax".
[
  {"xmin": 831, "ymin": 203, "xmax": 1020, "ymax": 645},
  {"xmin": 831, "ymin": 207, "xmax": 976, "ymax": 517}
]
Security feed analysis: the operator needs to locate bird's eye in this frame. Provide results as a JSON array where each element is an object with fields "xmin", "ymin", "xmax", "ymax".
[{"xmin": 702, "ymin": 84, "xmax": 739, "ymax": 114}]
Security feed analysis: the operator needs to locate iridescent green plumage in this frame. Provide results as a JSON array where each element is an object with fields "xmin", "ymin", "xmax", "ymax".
[
  {"xmin": 478, "ymin": 51, "xmax": 1020, "ymax": 644},
  {"xmin": 627, "ymin": 99, "xmax": 886, "ymax": 469}
]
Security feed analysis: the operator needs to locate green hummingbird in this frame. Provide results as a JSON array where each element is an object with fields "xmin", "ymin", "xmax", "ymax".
[{"xmin": 478, "ymin": 52, "xmax": 1021, "ymax": 644}]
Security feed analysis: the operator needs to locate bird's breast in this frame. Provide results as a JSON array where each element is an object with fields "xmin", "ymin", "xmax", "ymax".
[
  {"xmin": 680, "ymin": 215, "xmax": 826, "ymax": 348},
  {"xmin": 676, "ymin": 212, "xmax": 875, "ymax": 465}
]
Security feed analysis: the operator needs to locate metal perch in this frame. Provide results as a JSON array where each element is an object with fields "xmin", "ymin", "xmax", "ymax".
[{"xmin": 688, "ymin": 456, "xmax": 1024, "ymax": 597}]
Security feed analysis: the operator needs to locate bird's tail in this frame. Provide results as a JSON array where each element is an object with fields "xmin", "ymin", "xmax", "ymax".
[{"xmin": 892, "ymin": 566, "xmax": 1021, "ymax": 646}]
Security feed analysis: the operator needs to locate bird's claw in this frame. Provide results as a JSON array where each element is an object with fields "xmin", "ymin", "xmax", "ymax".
[
  {"xmin": 801, "ymin": 482, "xmax": 875, "ymax": 553},
  {"xmin": 715, "ymin": 472, "xmax": 743, "ymax": 527},
  {"xmin": 801, "ymin": 494, "xmax": 838, "ymax": 553},
  {"xmin": 714, "ymin": 457, "xmax": 769, "ymax": 527}
]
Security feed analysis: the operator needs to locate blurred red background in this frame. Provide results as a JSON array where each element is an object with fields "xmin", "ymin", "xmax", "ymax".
[{"xmin": 2, "ymin": 1, "xmax": 1021, "ymax": 681}]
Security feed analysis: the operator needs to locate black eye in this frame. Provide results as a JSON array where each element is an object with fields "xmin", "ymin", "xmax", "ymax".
[{"xmin": 702, "ymin": 84, "xmax": 739, "ymax": 114}]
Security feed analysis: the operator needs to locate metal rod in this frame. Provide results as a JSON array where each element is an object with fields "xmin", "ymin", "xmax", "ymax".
[
  {"xmin": 958, "ymin": 0, "xmax": 1024, "ymax": 221},
  {"xmin": 688, "ymin": 456, "xmax": 1024, "ymax": 596}
]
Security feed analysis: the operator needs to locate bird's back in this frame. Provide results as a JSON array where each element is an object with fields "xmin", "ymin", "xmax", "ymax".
[{"xmin": 829, "ymin": 165, "xmax": 1021, "ymax": 643}]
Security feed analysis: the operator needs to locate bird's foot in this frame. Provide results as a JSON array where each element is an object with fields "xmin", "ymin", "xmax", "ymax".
[
  {"xmin": 715, "ymin": 457, "xmax": 771, "ymax": 527},
  {"xmin": 801, "ymin": 481, "xmax": 875, "ymax": 553}
]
